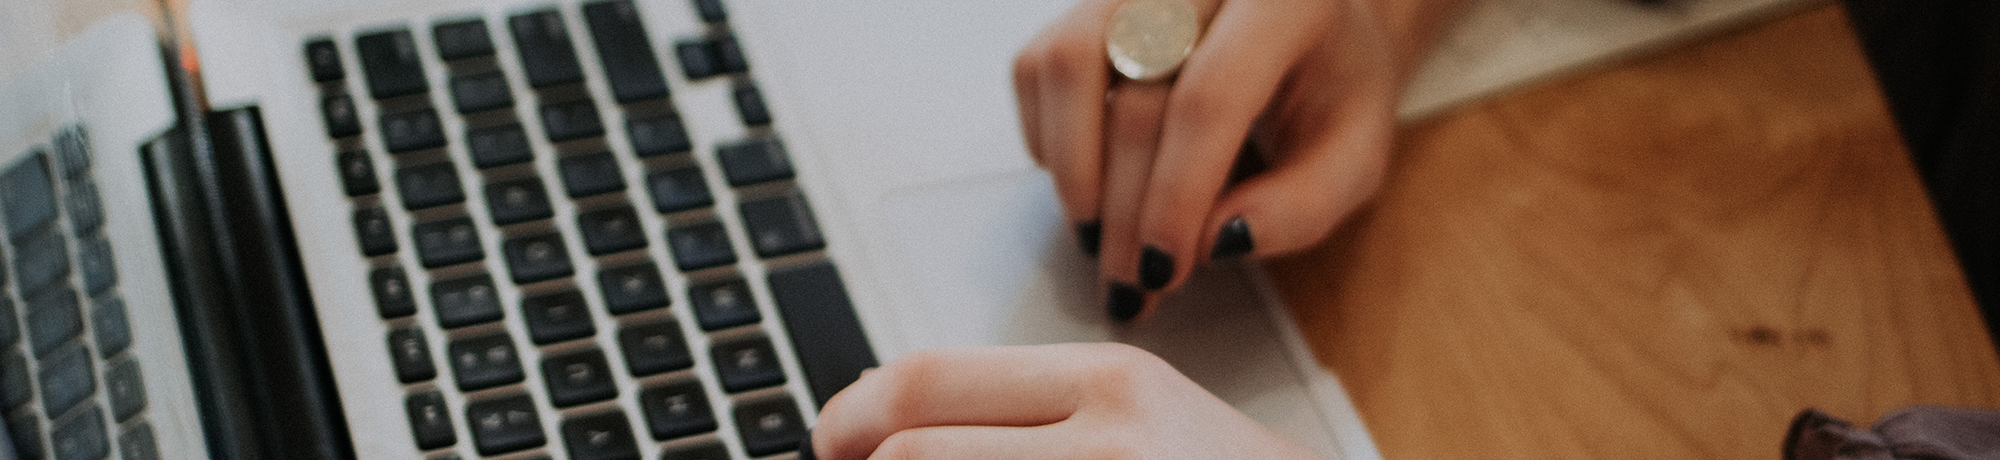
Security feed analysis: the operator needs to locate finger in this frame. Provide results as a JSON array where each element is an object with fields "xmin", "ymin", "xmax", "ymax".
[
  {"xmin": 811, "ymin": 346, "xmax": 1091, "ymax": 460},
  {"xmin": 1013, "ymin": 32, "xmax": 1047, "ymax": 165},
  {"xmin": 865, "ymin": 425, "xmax": 1083, "ymax": 460},
  {"xmin": 1096, "ymin": 82, "xmax": 1172, "ymax": 322},
  {"xmin": 1203, "ymin": 87, "xmax": 1397, "ymax": 261},
  {"xmin": 1028, "ymin": 0, "xmax": 1121, "ymax": 237}
]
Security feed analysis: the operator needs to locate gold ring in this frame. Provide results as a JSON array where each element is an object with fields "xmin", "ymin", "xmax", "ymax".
[{"xmin": 1106, "ymin": 0, "xmax": 1201, "ymax": 82}]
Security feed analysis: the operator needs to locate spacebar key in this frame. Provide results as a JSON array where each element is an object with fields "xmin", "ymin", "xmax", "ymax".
[{"xmin": 767, "ymin": 261, "xmax": 877, "ymax": 408}]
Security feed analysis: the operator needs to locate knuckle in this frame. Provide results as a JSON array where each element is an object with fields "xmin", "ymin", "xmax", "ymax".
[
  {"xmin": 871, "ymin": 430, "xmax": 933, "ymax": 460},
  {"xmin": 1039, "ymin": 32, "xmax": 1102, "ymax": 85},
  {"xmin": 1165, "ymin": 83, "xmax": 1231, "ymax": 130},
  {"xmin": 876, "ymin": 349, "xmax": 952, "ymax": 421}
]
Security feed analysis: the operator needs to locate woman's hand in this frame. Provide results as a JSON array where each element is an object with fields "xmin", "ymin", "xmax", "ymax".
[
  {"xmin": 1013, "ymin": 0, "xmax": 1462, "ymax": 320},
  {"xmin": 809, "ymin": 343, "xmax": 1325, "ymax": 459}
]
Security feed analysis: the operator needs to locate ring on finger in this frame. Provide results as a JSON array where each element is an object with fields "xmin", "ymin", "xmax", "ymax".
[{"xmin": 1105, "ymin": 0, "xmax": 1202, "ymax": 82}]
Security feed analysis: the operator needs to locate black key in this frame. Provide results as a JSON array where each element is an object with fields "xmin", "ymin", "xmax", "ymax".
[
  {"xmin": 691, "ymin": 0, "xmax": 727, "ymax": 23},
  {"xmin": 467, "ymin": 123, "xmax": 535, "ymax": 169},
  {"xmin": 510, "ymin": 11, "xmax": 585, "ymax": 88},
  {"xmin": 8, "ymin": 411, "xmax": 40, "ymax": 459},
  {"xmin": 322, "ymin": 94, "xmax": 362, "ymax": 138},
  {"xmin": 626, "ymin": 114, "xmax": 691, "ymax": 157},
  {"xmin": 336, "ymin": 150, "xmax": 380, "ymax": 196},
  {"xmin": 381, "ymin": 108, "xmax": 447, "ymax": 153},
  {"xmin": 713, "ymin": 34, "xmax": 747, "ymax": 74},
  {"xmin": 433, "ymin": 19, "xmax": 494, "ymax": 60},
  {"xmin": 660, "ymin": 441, "xmax": 729, "ymax": 460},
  {"xmin": 484, "ymin": 178, "xmax": 553, "ymax": 225},
  {"xmin": 561, "ymin": 152, "xmax": 626, "ymax": 199},
  {"xmin": 64, "ymin": 179, "xmax": 102, "ymax": 234},
  {"xmin": 562, "ymin": 411, "xmax": 640, "ymax": 460},
  {"xmin": 542, "ymin": 349, "xmax": 617, "ymax": 407},
  {"xmin": 638, "ymin": 380, "xmax": 715, "ymax": 440},
  {"xmin": 448, "ymin": 333, "xmax": 524, "ymax": 391},
  {"xmin": 667, "ymin": 222, "xmax": 735, "ymax": 272},
  {"xmin": 50, "ymin": 405, "xmax": 108, "ymax": 460},
  {"xmin": 646, "ymin": 166, "xmax": 711, "ymax": 214},
  {"xmin": 25, "ymin": 287, "xmax": 81, "ymax": 356},
  {"xmin": 0, "ymin": 297, "xmax": 12, "ymax": 346},
  {"xmin": 710, "ymin": 336, "xmax": 784, "ymax": 392},
  {"xmin": 356, "ymin": 29, "xmax": 429, "ymax": 99},
  {"xmin": 739, "ymin": 192, "xmax": 824, "ymax": 258},
  {"xmin": 451, "ymin": 71, "xmax": 514, "ymax": 114},
  {"xmin": 120, "ymin": 423, "xmax": 160, "ymax": 460},
  {"xmin": 466, "ymin": 394, "xmax": 545, "ymax": 455},
  {"xmin": 353, "ymin": 207, "xmax": 398, "ymax": 256},
  {"xmin": 406, "ymin": 390, "xmax": 457, "ymax": 450},
  {"xmin": 732, "ymin": 397, "xmax": 805, "ymax": 457},
  {"xmin": 431, "ymin": 274, "xmax": 502, "ymax": 328},
  {"xmin": 53, "ymin": 126, "xmax": 89, "ymax": 178},
  {"xmin": 14, "ymin": 229, "xmax": 68, "ymax": 292},
  {"xmin": 1, "ymin": 153, "xmax": 57, "ymax": 239},
  {"xmin": 369, "ymin": 267, "xmax": 417, "ymax": 318},
  {"xmin": 1, "ymin": 350, "xmax": 28, "ymax": 410},
  {"xmin": 674, "ymin": 40, "xmax": 720, "ymax": 80},
  {"xmin": 387, "ymin": 326, "xmax": 437, "ymax": 383},
  {"xmin": 39, "ymin": 342, "xmax": 95, "ymax": 415},
  {"xmin": 105, "ymin": 357, "xmax": 146, "ymax": 422},
  {"xmin": 523, "ymin": 290, "xmax": 595, "ymax": 345},
  {"xmin": 690, "ymin": 277, "xmax": 757, "ymax": 331},
  {"xmin": 78, "ymin": 236, "xmax": 116, "ymax": 295},
  {"xmin": 583, "ymin": 0, "xmax": 670, "ymax": 103},
  {"xmin": 770, "ymin": 262, "xmax": 877, "ymax": 407},
  {"xmin": 90, "ymin": 297, "xmax": 131, "ymax": 357},
  {"xmin": 617, "ymin": 322, "xmax": 691, "ymax": 376},
  {"xmin": 576, "ymin": 207, "xmax": 645, "ymax": 255},
  {"xmin": 541, "ymin": 100, "xmax": 605, "ymax": 143},
  {"xmin": 503, "ymin": 233, "xmax": 574, "ymax": 284},
  {"xmin": 715, "ymin": 138, "xmax": 793, "ymax": 187},
  {"xmin": 413, "ymin": 217, "xmax": 484, "ymax": 268},
  {"xmin": 597, "ymin": 264, "xmax": 668, "ymax": 314},
  {"xmin": 733, "ymin": 82, "xmax": 771, "ymax": 127},
  {"xmin": 304, "ymin": 39, "xmax": 344, "ymax": 82}
]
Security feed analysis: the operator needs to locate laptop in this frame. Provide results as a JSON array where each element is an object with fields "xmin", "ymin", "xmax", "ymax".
[{"xmin": 0, "ymin": 0, "xmax": 1821, "ymax": 458}]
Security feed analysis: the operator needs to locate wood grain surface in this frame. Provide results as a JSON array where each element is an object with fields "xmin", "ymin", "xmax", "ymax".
[{"xmin": 1267, "ymin": 5, "xmax": 2000, "ymax": 459}]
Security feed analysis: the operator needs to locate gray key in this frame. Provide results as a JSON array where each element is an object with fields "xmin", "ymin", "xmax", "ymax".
[
  {"xmin": 38, "ymin": 342, "xmax": 96, "ymax": 415},
  {"xmin": 105, "ymin": 358, "xmax": 146, "ymax": 422},
  {"xmin": 0, "ymin": 297, "xmax": 15, "ymax": 346},
  {"xmin": 119, "ymin": 422, "xmax": 159, "ymax": 460},
  {"xmin": 1, "ymin": 350, "xmax": 28, "ymax": 410},
  {"xmin": 63, "ymin": 179, "xmax": 102, "ymax": 235},
  {"xmin": 1, "ymin": 152, "xmax": 56, "ymax": 239},
  {"xmin": 14, "ymin": 228, "xmax": 69, "ymax": 293},
  {"xmin": 77, "ymin": 237, "xmax": 115, "ymax": 296},
  {"xmin": 90, "ymin": 297, "xmax": 130, "ymax": 358},
  {"xmin": 26, "ymin": 287, "xmax": 81, "ymax": 356},
  {"xmin": 49, "ymin": 405, "xmax": 107, "ymax": 460}
]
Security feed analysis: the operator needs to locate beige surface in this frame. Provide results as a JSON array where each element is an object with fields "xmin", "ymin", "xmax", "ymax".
[{"xmin": 1269, "ymin": 5, "xmax": 2000, "ymax": 459}]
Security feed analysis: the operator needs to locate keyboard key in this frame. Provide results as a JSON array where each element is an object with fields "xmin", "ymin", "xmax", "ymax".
[
  {"xmin": 562, "ymin": 410, "xmax": 641, "ymax": 460},
  {"xmin": 413, "ymin": 217, "xmax": 484, "ymax": 268},
  {"xmin": 503, "ymin": 233, "xmax": 574, "ymax": 284},
  {"xmin": 690, "ymin": 277, "xmax": 757, "ymax": 331},
  {"xmin": 583, "ymin": 0, "xmax": 670, "ymax": 103},
  {"xmin": 78, "ymin": 236, "xmax": 116, "ymax": 295},
  {"xmin": 739, "ymin": 192, "xmax": 825, "ymax": 258},
  {"xmin": 523, "ymin": 290, "xmax": 595, "ymax": 345},
  {"xmin": 0, "ymin": 297, "xmax": 14, "ymax": 346},
  {"xmin": 1, "ymin": 350, "xmax": 28, "ymax": 410},
  {"xmin": 304, "ymin": 39, "xmax": 344, "ymax": 82},
  {"xmin": 322, "ymin": 94, "xmax": 362, "ymax": 138},
  {"xmin": 90, "ymin": 297, "xmax": 131, "ymax": 357},
  {"xmin": 1, "ymin": 153, "xmax": 57, "ymax": 239},
  {"xmin": 356, "ymin": 29, "xmax": 429, "ymax": 99},
  {"xmin": 713, "ymin": 34, "xmax": 748, "ymax": 74},
  {"xmin": 336, "ymin": 150, "xmax": 380, "ymax": 196},
  {"xmin": 732, "ymin": 397, "xmax": 805, "ymax": 457},
  {"xmin": 7, "ymin": 411, "xmax": 40, "ymax": 458},
  {"xmin": 660, "ymin": 440, "xmax": 728, "ymax": 460},
  {"xmin": 468, "ymin": 123, "xmax": 535, "ymax": 169},
  {"xmin": 541, "ymin": 100, "xmax": 605, "ymax": 143},
  {"xmin": 50, "ymin": 405, "xmax": 108, "ymax": 460},
  {"xmin": 431, "ymin": 274, "xmax": 502, "ymax": 328},
  {"xmin": 626, "ymin": 114, "xmax": 691, "ymax": 157},
  {"xmin": 353, "ymin": 207, "xmax": 398, "ymax": 256},
  {"xmin": 715, "ymin": 138, "xmax": 793, "ymax": 187},
  {"xmin": 64, "ymin": 179, "xmax": 103, "ymax": 234},
  {"xmin": 433, "ymin": 19, "xmax": 494, "ymax": 60},
  {"xmin": 691, "ymin": 0, "xmax": 727, "ymax": 23},
  {"xmin": 25, "ymin": 287, "xmax": 81, "ymax": 356},
  {"xmin": 484, "ymin": 178, "xmax": 553, "ymax": 225},
  {"xmin": 542, "ymin": 349, "xmax": 617, "ymax": 407},
  {"xmin": 448, "ymin": 333, "xmax": 525, "ymax": 391},
  {"xmin": 510, "ymin": 10, "xmax": 585, "ymax": 88},
  {"xmin": 105, "ymin": 357, "xmax": 146, "ymax": 422},
  {"xmin": 638, "ymin": 380, "xmax": 715, "ymax": 440},
  {"xmin": 406, "ymin": 390, "xmax": 457, "ymax": 450},
  {"xmin": 560, "ymin": 152, "xmax": 626, "ymax": 198},
  {"xmin": 381, "ymin": 108, "xmax": 447, "ymax": 153},
  {"xmin": 770, "ymin": 262, "xmax": 877, "ymax": 407},
  {"xmin": 39, "ymin": 342, "xmax": 95, "ymax": 415},
  {"xmin": 646, "ymin": 166, "xmax": 711, "ymax": 214},
  {"xmin": 14, "ymin": 229, "xmax": 69, "ymax": 293},
  {"xmin": 465, "ymin": 393, "xmax": 545, "ymax": 455},
  {"xmin": 710, "ymin": 336, "xmax": 784, "ymax": 392},
  {"xmin": 617, "ymin": 321, "xmax": 691, "ymax": 376},
  {"xmin": 733, "ymin": 82, "xmax": 771, "ymax": 127},
  {"xmin": 577, "ymin": 207, "xmax": 646, "ymax": 255},
  {"xmin": 120, "ymin": 423, "xmax": 160, "ymax": 460},
  {"xmin": 52, "ymin": 127, "xmax": 90, "ymax": 178},
  {"xmin": 369, "ymin": 267, "xmax": 416, "ymax": 318},
  {"xmin": 674, "ymin": 40, "xmax": 720, "ymax": 80},
  {"xmin": 667, "ymin": 222, "xmax": 735, "ymax": 272},
  {"xmin": 598, "ymin": 264, "xmax": 669, "ymax": 314},
  {"xmin": 451, "ymin": 71, "xmax": 514, "ymax": 114},
  {"xmin": 387, "ymin": 326, "xmax": 437, "ymax": 383}
]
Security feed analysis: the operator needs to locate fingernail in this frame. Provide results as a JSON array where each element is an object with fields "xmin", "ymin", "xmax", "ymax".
[
  {"xmin": 1139, "ymin": 245, "xmax": 1174, "ymax": 290},
  {"xmin": 1107, "ymin": 282, "xmax": 1143, "ymax": 322},
  {"xmin": 1074, "ymin": 221, "xmax": 1102, "ymax": 258},
  {"xmin": 1209, "ymin": 217, "xmax": 1254, "ymax": 261},
  {"xmin": 798, "ymin": 428, "xmax": 817, "ymax": 460}
]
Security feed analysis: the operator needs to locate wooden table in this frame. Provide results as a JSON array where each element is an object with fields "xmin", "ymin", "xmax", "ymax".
[{"xmin": 1267, "ymin": 5, "xmax": 2000, "ymax": 459}]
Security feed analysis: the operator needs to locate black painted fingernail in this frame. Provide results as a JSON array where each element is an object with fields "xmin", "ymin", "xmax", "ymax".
[
  {"xmin": 1107, "ymin": 282, "xmax": 1143, "ymax": 322},
  {"xmin": 1210, "ymin": 217, "xmax": 1254, "ymax": 261},
  {"xmin": 798, "ymin": 429, "xmax": 817, "ymax": 460},
  {"xmin": 1139, "ymin": 245, "xmax": 1174, "ymax": 290},
  {"xmin": 1074, "ymin": 221, "xmax": 1102, "ymax": 258}
]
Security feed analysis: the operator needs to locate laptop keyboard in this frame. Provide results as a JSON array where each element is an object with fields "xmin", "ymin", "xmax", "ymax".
[
  {"xmin": 307, "ymin": 0, "xmax": 875, "ymax": 458},
  {"xmin": 0, "ymin": 127, "xmax": 160, "ymax": 460}
]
